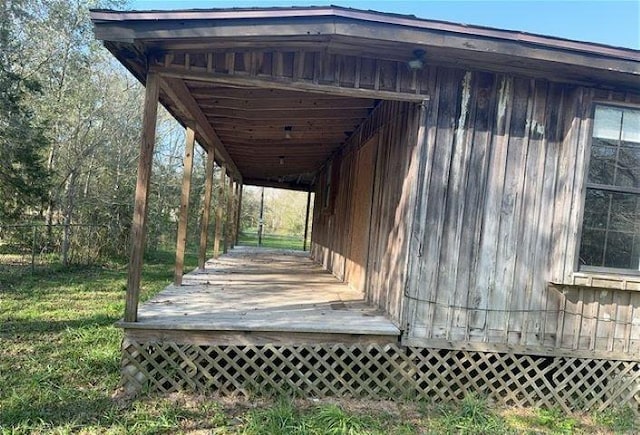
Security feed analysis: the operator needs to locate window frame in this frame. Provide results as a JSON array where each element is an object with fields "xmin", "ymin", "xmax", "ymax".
[{"xmin": 577, "ymin": 102, "xmax": 640, "ymax": 276}]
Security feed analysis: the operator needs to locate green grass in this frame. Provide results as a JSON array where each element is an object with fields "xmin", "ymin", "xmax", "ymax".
[
  {"xmin": 1, "ymin": 250, "xmax": 637, "ymax": 433},
  {"xmin": 593, "ymin": 405, "xmax": 637, "ymax": 433},
  {"xmin": 237, "ymin": 231, "xmax": 306, "ymax": 250},
  {"xmin": 0, "ymin": 250, "xmax": 200, "ymax": 433}
]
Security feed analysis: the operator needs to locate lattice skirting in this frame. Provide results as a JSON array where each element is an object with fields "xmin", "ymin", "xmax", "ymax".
[{"xmin": 121, "ymin": 339, "xmax": 640, "ymax": 413}]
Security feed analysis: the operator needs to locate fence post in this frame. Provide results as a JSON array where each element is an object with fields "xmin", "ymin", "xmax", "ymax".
[{"xmin": 31, "ymin": 225, "xmax": 37, "ymax": 273}]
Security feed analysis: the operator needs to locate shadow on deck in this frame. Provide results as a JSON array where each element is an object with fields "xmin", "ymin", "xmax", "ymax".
[
  {"xmin": 117, "ymin": 249, "xmax": 640, "ymax": 412},
  {"xmin": 118, "ymin": 246, "xmax": 400, "ymax": 343}
]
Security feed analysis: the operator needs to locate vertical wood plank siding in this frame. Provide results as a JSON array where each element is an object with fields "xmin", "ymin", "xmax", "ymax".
[
  {"xmin": 403, "ymin": 67, "xmax": 640, "ymax": 356},
  {"xmin": 311, "ymin": 99, "xmax": 422, "ymax": 324},
  {"xmin": 312, "ymin": 63, "xmax": 639, "ymax": 357}
]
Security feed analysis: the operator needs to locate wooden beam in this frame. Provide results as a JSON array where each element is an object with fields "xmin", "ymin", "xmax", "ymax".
[
  {"xmin": 243, "ymin": 177, "xmax": 311, "ymax": 192},
  {"xmin": 224, "ymin": 175, "xmax": 234, "ymax": 253},
  {"xmin": 236, "ymin": 183, "xmax": 243, "ymax": 245},
  {"xmin": 215, "ymin": 130, "xmax": 348, "ymax": 141},
  {"xmin": 231, "ymin": 182, "xmax": 240, "ymax": 248},
  {"xmin": 157, "ymin": 75, "xmax": 242, "ymax": 181},
  {"xmin": 303, "ymin": 190, "xmax": 311, "ymax": 251},
  {"xmin": 204, "ymin": 118, "xmax": 362, "ymax": 129},
  {"xmin": 198, "ymin": 148, "xmax": 215, "ymax": 269},
  {"xmin": 201, "ymin": 107, "xmax": 372, "ymax": 120},
  {"xmin": 125, "ymin": 71, "xmax": 160, "ymax": 323},
  {"xmin": 174, "ymin": 127, "xmax": 195, "ymax": 285},
  {"xmin": 213, "ymin": 166, "xmax": 225, "ymax": 257},
  {"xmin": 196, "ymin": 96, "xmax": 375, "ymax": 110},
  {"xmin": 187, "ymin": 86, "xmax": 348, "ymax": 100},
  {"xmin": 151, "ymin": 65, "xmax": 428, "ymax": 102}
]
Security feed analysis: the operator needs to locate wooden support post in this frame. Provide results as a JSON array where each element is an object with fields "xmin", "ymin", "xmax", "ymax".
[
  {"xmin": 213, "ymin": 167, "xmax": 225, "ymax": 257},
  {"xmin": 125, "ymin": 71, "xmax": 159, "ymax": 323},
  {"xmin": 198, "ymin": 148, "xmax": 215, "ymax": 270},
  {"xmin": 231, "ymin": 182, "xmax": 240, "ymax": 248},
  {"xmin": 235, "ymin": 183, "xmax": 243, "ymax": 245},
  {"xmin": 258, "ymin": 186, "xmax": 265, "ymax": 246},
  {"xmin": 174, "ymin": 127, "xmax": 195, "ymax": 286},
  {"xmin": 227, "ymin": 178, "xmax": 237, "ymax": 249},
  {"xmin": 303, "ymin": 190, "xmax": 311, "ymax": 251},
  {"xmin": 224, "ymin": 176, "xmax": 234, "ymax": 253}
]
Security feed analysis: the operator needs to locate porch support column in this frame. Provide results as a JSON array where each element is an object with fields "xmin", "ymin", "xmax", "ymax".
[
  {"xmin": 125, "ymin": 71, "xmax": 159, "ymax": 323},
  {"xmin": 174, "ymin": 127, "xmax": 195, "ymax": 286},
  {"xmin": 224, "ymin": 175, "xmax": 234, "ymax": 254},
  {"xmin": 231, "ymin": 182, "xmax": 239, "ymax": 248},
  {"xmin": 214, "ymin": 168, "xmax": 226, "ymax": 257},
  {"xmin": 198, "ymin": 148, "xmax": 215, "ymax": 270},
  {"xmin": 303, "ymin": 190, "xmax": 311, "ymax": 251},
  {"xmin": 235, "ymin": 183, "xmax": 243, "ymax": 245}
]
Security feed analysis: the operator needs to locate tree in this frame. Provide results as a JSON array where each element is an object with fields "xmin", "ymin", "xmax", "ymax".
[{"xmin": 0, "ymin": 0, "xmax": 49, "ymax": 221}]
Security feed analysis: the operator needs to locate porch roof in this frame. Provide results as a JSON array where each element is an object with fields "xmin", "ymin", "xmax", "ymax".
[{"xmin": 90, "ymin": 5, "xmax": 640, "ymax": 190}]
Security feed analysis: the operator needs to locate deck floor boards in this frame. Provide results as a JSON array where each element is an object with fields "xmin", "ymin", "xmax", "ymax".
[{"xmin": 120, "ymin": 247, "xmax": 399, "ymax": 336}]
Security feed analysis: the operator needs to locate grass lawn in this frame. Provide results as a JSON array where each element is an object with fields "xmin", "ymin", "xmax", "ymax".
[
  {"xmin": 0, "ymin": 250, "xmax": 636, "ymax": 433},
  {"xmin": 237, "ymin": 232, "xmax": 306, "ymax": 251}
]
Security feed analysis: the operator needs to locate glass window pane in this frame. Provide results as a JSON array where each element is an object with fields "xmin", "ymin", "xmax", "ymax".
[
  {"xmin": 588, "ymin": 143, "xmax": 617, "ymax": 185},
  {"xmin": 609, "ymin": 192, "xmax": 640, "ymax": 233},
  {"xmin": 604, "ymin": 231, "xmax": 638, "ymax": 269},
  {"xmin": 579, "ymin": 228, "xmax": 605, "ymax": 266},
  {"xmin": 593, "ymin": 106, "xmax": 622, "ymax": 140},
  {"xmin": 580, "ymin": 189, "xmax": 640, "ymax": 270},
  {"xmin": 621, "ymin": 109, "xmax": 640, "ymax": 144},
  {"xmin": 582, "ymin": 189, "xmax": 609, "ymax": 229},
  {"xmin": 615, "ymin": 146, "xmax": 640, "ymax": 189}
]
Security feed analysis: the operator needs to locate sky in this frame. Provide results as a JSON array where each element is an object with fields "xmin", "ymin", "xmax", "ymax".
[{"xmin": 127, "ymin": 1, "xmax": 640, "ymax": 50}]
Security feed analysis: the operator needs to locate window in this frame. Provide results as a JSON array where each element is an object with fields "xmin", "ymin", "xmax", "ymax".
[{"xmin": 579, "ymin": 105, "xmax": 640, "ymax": 273}]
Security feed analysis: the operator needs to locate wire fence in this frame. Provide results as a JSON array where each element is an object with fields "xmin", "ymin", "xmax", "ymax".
[
  {"xmin": 0, "ymin": 221, "xmax": 306, "ymax": 276},
  {"xmin": 0, "ymin": 223, "xmax": 128, "ymax": 273}
]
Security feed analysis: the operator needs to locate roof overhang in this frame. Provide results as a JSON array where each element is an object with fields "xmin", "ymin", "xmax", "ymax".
[{"xmin": 90, "ymin": 5, "xmax": 640, "ymax": 189}]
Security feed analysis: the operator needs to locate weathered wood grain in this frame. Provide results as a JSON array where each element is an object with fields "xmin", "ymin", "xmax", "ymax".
[
  {"xmin": 198, "ymin": 148, "xmax": 215, "ymax": 269},
  {"xmin": 125, "ymin": 71, "xmax": 160, "ymax": 323},
  {"xmin": 174, "ymin": 128, "xmax": 196, "ymax": 285}
]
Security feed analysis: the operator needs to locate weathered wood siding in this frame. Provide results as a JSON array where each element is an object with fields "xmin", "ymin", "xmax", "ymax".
[
  {"xmin": 311, "ymin": 100, "xmax": 422, "ymax": 324},
  {"xmin": 403, "ymin": 66, "xmax": 640, "ymax": 359}
]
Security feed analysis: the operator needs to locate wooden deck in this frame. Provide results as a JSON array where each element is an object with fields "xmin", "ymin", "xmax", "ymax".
[{"xmin": 118, "ymin": 247, "xmax": 400, "ymax": 344}]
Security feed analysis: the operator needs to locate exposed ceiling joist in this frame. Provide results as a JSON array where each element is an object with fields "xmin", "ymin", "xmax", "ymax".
[
  {"xmin": 150, "ymin": 65, "xmax": 428, "ymax": 102},
  {"xmin": 158, "ymin": 76, "xmax": 242, "ymax": 181}
]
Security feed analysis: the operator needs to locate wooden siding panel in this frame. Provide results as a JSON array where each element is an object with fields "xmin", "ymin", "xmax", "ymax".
[
  {"xmin": 463, "ymin": 73, "xmax": 498, "ymax": 338},
  {"xmin": 419, "ymin": 68, "xmax": 464, "ymax": 339},
  {"xmin": 404, "ymin": 66, "xmax": 639, "ymax": 358},
  {"xmin": 311, "ymin": 100, "xmax": 421, "ymax": 324},
  {"xmin": 308, "ymin": 61, "xmax": 640, "ymax": 358},
  {"xmin": 524, "ymin": 80, "xmax": 553, "ymax": 346},
  {"xmin": 344, "ymin": 134, "xmax": 377, "ymax": 291},
  {"xmin": 473, "ymin": 75, "xmax": 513, "ymax": 342},
  {"xmin": 368, "ymin": 102, "xmax": 421, "ymax": 322},
  {"xmin": 496, "ymin": 76, "xmax": 530, "ymax": 344},
  {"xmin": 403, "ymin": 67, "xmax": 440, "ymax": 336},
  {"xmin": 439, "ymin": 71, "xmax": 476, "ymax": 341}
]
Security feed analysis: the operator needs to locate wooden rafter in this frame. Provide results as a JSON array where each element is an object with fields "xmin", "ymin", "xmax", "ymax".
[{"xmin": 158, "ymin": 76, "xmax": 242, "ymax": 181}]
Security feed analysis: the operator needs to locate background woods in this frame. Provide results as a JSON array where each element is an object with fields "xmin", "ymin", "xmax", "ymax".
[{"xmin": 0, "ymin": 0, "xmax": 311, "ymax": 268}]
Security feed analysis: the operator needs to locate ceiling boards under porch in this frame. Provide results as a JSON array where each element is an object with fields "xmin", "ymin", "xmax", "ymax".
[
  {"xmin": 92, "ymin": 6, "xmax": 639, "ymax": 190},
  {"xmin": 149, "ymin": 47, "xmax": 429, "ymax": 190},
  {"xmin": 190, "ymin": 83, "xmax": 378, "ymax": 188}
]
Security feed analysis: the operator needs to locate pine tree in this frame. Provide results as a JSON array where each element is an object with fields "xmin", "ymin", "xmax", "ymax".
[{"xmin": 0, "ymin": 1, "xmax": 49, "ymax": 221}]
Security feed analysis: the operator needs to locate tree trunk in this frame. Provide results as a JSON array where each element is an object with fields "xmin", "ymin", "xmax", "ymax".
[{"xmin": 61, "ymin": 170, "xmax": 78, "ymax": 267}]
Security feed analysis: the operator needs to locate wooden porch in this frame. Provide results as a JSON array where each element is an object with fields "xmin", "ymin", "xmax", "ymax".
[{"xmin": 118, "ymin": 246, "xmax": 400, "ymax": 344}]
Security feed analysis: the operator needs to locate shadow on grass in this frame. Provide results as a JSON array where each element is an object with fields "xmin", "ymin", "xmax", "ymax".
[
  {"xmin": 0, "ymin": 392, "xmax": 117, "ymax": 430},
  {"xmin": 1, "ymin": 314, "xmax": 118, "ymax": 335}
]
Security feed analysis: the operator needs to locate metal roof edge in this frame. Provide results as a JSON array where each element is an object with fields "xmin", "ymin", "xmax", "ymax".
[{"xmin": 89, "ymin": 5, "xmax": 640, "ymax": 63}]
